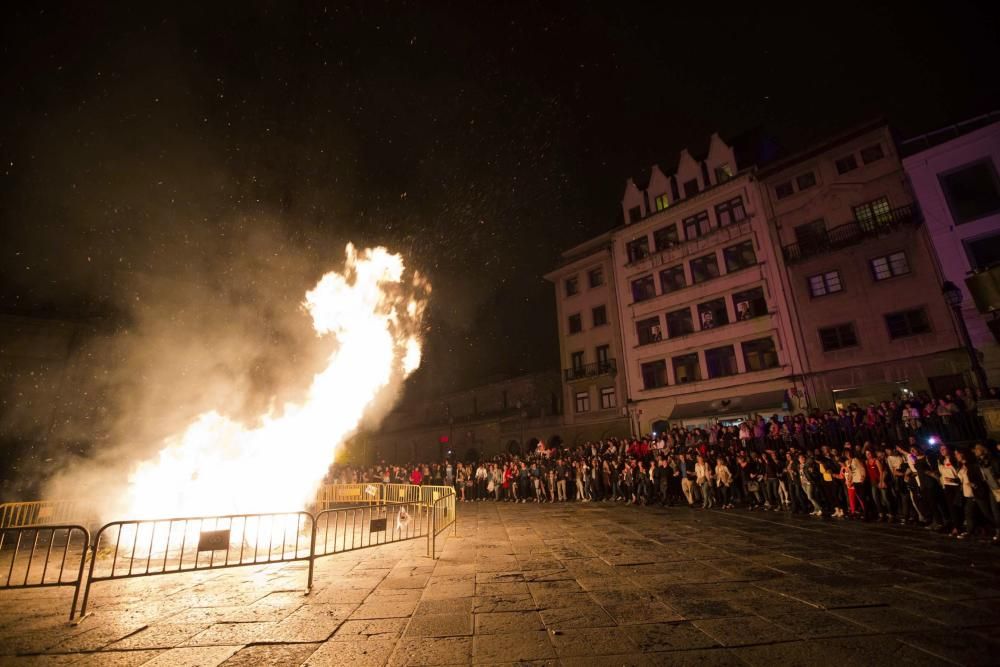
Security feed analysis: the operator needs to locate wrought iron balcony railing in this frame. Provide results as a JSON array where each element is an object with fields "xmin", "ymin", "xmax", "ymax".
[
  {"xmin": 782, "ymin": 204, "xmax": 921, "ymax": 264},
  {"xmin": 564, "ymin": 359, "xmax": 617, "ymax": 381}
]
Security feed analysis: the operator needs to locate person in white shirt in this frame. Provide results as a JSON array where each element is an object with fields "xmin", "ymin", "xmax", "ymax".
[{"xmin": 715, "ymin": 458, "xmax": 733, "ymax": 509}]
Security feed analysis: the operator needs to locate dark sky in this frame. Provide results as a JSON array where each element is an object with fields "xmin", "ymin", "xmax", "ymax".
[{"xmin": 2, "ymin": 1, "xmax": 999, "ymax": 392}]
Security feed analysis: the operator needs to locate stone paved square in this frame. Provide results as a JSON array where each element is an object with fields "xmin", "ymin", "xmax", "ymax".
[{"xmin": 2, "ymin": 501, "xmax": 999, "ymax": 665}]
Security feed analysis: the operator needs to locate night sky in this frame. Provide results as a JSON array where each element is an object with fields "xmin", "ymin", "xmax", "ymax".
[{"xmin": 2, "ymin": 2, "xmax": 999, "ymax": 393}]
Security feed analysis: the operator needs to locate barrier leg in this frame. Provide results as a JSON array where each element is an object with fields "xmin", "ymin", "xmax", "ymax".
[
  {"xmin": 76, "ymin": 543, "xmax": 99, "ymax": 621},
  {"xmin": 306, "ymin": 518, "xmax": 317, "ymax": 594},
  {"xmin": 68, "ymin": 543, "xmax": 90, "ymax": 621}
]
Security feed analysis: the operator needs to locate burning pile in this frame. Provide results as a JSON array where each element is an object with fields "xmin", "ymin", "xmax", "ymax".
[{"xmin": 116, "ymin": 244, "xmax": 427, "ymax": 520}]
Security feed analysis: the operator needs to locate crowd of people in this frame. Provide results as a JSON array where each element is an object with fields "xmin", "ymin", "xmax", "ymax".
[{"xmin": 328, "ymin": 388, "xmax": 1000, "ymax": 544}]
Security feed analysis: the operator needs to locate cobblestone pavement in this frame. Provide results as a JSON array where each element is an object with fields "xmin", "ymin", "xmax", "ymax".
[{"xmin": 2, "ymin": 502, "xmax": 999, "ymax": 666}]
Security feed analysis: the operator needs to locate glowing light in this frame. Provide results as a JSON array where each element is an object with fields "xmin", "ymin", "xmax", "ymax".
[{"xmin": 118, "ymin": 243, "xmax": 427, "ymax": 520}]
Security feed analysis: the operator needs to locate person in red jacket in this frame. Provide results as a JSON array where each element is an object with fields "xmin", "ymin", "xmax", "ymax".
[{"xmin": 410, "ymin": 467, "xmax": 422, "ymax": 485}]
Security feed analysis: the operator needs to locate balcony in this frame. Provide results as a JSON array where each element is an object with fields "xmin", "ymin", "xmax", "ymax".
[
  {"xmin": 781, "ymin": 204, "xmax": 921, "ymax": 264},
  {"xmin": 564, "ymin": 359, "xmax": 617, "ymax": 382}
]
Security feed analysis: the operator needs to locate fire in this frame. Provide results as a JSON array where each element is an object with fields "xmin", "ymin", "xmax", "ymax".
[{"xmin": 118, "ymin": 244, "xmax": 427, "ymax": 520}]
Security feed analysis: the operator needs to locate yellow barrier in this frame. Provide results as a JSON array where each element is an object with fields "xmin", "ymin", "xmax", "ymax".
[{"xmin": 0, "ymin": 500, "xmax": 89, "ymax": 529}]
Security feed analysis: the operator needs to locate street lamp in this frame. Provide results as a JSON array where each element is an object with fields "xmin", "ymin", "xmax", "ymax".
[{"xmin": 942, "ymin": 281, "xmax": 989, "ymax": 393}]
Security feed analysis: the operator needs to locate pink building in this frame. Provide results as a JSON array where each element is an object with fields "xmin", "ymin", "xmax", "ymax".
[{"xmin": 902, "ymin": 113, "xmax": 1000, "ymax": 383}]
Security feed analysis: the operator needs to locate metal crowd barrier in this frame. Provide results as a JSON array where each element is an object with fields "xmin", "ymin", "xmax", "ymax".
[
  {"xmin": 0, "ymin": 484, "xmax": 458, "ymax": 621},
  {"xmin": 78, "ymin": 511, "xmax": 314, "ymax": 617},
  {"xmin": 0, "ymin": 524, "xmax": 90, "ymax": 620},
  {"xmin": 0, "ymin": 501, "xmax": 89, "ymax": 529},
  {"xmin": 314, "ymin": 500, "xmax": 429, "ymax": 560},
  {"xmin": 429, "ymin": 492, "xmax": 457, "ymax": 559}
]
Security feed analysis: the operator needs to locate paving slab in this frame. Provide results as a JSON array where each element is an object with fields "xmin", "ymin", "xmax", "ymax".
[{"xmin": 2, "ymin": 501, "xmax": 999, "ymax": 665}]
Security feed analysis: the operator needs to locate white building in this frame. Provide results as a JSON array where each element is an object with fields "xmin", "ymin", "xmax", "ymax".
[
  {"xmin": 610, "ymin": 133, "xmax": 804, "ymax": 434},
  {"xmin": 902, "ymin": 113, "xmax": 1000, "ymax": 383}
]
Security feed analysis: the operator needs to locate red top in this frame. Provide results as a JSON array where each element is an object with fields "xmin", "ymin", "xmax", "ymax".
[{"xmin": 865, "ymin": 459, "xmax": 880, "ymax": 483}]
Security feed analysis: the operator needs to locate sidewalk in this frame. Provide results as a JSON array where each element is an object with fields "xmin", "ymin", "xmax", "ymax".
[{"xmin": 1, "ymin": 502, "xmax": 999, "ymax": 665}]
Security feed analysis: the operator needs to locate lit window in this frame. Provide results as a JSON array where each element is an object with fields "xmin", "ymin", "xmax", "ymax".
[
  {"xmin": 654, "ymin": 193, "xmax": 670, "ymax": 211},
  {"xmin": 870, "ymin": 252, "xmax": 909, "ymax": 281},
  {"xmin": 742, "ymin": 337, "xmax": 779, "ymax": 371},
  {"xmin": 600, "ymin": 387, "xmax": 616, "ymax": 409},
  {"xmin": 808, "ymin": 271, "xmax": 843, "ymax": 297},
  {"xmin": 575, "ymin": 391, "xmax": 590, "ymax": 413},
  {"xmin": 672, "ymin": 353, "xmax": 701, "ymax": 384},
  {"xmin": 715, "ymin": 164, "xmax": 734, "ymax": 183},
  {"xmin": 715, "ymin": 196, "xmax": 746, "ymax": 226},
  {"xmin": 854, "ymin": 196, "xmax": 892, "ymax": 230}
]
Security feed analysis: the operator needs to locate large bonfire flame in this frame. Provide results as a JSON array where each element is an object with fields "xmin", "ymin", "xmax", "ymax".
[{"xmin": 119, "ymin": 243, "xmax": 428, "ymax": 520}]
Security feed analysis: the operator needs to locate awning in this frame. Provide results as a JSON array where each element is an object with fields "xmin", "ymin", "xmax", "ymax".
[{"xmin": 668, "ymin": 389, "xmax": 787, "ymax": 420}]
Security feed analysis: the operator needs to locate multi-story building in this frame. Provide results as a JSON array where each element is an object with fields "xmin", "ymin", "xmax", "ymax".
[
  {"xmin": 543, "ymin": 233, "xmax": 631, "ymax": 441},
  {"xmin": 901, "ymin": 113, "xmax": 1000, "ymax": 383},
  {"xmin": 610, "ymin": 133, "xmax": 804, "ymax": 434},
  {"xmin": 759, "ymin": 120, "xmax": 967, "ymax": 407}
]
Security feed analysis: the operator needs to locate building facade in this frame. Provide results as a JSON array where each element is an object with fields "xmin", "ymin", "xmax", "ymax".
[
  {"xmin": 544, "ymin": 234, "xmax": 631, "ymax": 441},
  {"xmin": 901, "ymin": 114, "xmax": 1000, "ymax": 383},
  {"xmin": 611, "ymin": 134, "xmax": 804, "ymax": 434},
  {"xmin": 360, "ymin": 370, "xmax": 564, "ymax": 464},
  {"xmin": 760, "ymin": 121, "xmax": 967, "ymax": 408}
]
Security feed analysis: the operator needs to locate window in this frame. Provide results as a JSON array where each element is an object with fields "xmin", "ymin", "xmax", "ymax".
[
  {"xmin": 870, "ymin": 251, "xmax": 909, "ymax": 281},
  {"xmin": 854, "ymin": 196, "xmax": 891, "ymax": 230},
  {"xmin": 565, "ymin": 276, "xmax": 579, "ymax": 297},
  {"xmin": 794, "ymin": 219, "xmax": 827, "ymax": 253},
  {"xmin": 683, "ymin": 179, "xmax": 700, "ymax": 198},
  {"xmin": 939, "ymin": 160, "xmax": 1000, "ymax": 224},
  {"xmin": 835, "ymin": 154, "xmax": 858, "ymax": 174},
  {"xmin": 592, "ymin": 306, "xmax": 608, "ymax": 327},
  {"xmin": 626, "ymin": 236, "xmax": 651, "ymax": 262},
  {"xmin": 600, "ymin": 387, "xmax": 616, "ymax": 409},
  {"xmin": 723, "ymin": 240, "xmax": 757, "ymax": 272},
  {"xmin": 683, "ymin": 211, "xmax": 712, "ymax": 240},
  {"xmin": 653, "ymin": 224, "xmax": 679, "ymax": 251},
  {"xmin": 732, "ymin": 287, "xmax": 767, "ymax": 320},
  {"xmin": 742, "ymin": 337, "xmax": 779, "ymax": 371},
  {"xmin": 964, "ymin": 233, "xmax": 1000, "ymax": 270},
  {"xmin": 637, "ymin": 317, "xmax": 662, "ymax": 345},
  {"xmin": 860, "ymin": 144, "xmax": 884, "ymax": 164},
  {"xmin": 641, "ymin": 360, "xmax": 668, "ymax": 389},
  {"xmin": 570, "ymin": 351, "xmax": 584, "ymax": 372},
  {"xmin": 666, "ymin": 307, "xmax": 695, "ymax": 338},
  {"xmin": 654, "ymin": 193, "xmax": 670, "ymax": 211},
  {"xmin": 714, "ymin": 164, "xmax": 733, "ymax": 183},
  {"xmin": 631, "ymin": 275, "xmax": 656, "ymax": 302},
  {"xmin": 575, "ymin": 391, "xmax": 590, "ymax": 413},
  {"xmin": 819, "ymin": 324, "xmax": 858, "ymax": 351},
  {"xmin": 568, "ymin": 314, "xmax": 582, "ymax": 334},
  {"xmin": 715, "ymin": 196, "xmax": 746, "ymax": 226},
  {"xmin": 588, "ymin": 267, "xmax": 604, "ymax": 288},
  {"xmin": 705, "ymin": 345, "xmax": 738, "ymax": 379},
  {"xmin": 672, "ymin": 353, "xmax": 701, "ymax": 384},
  {"xmin": 628, "ymin": 205, "xmax": 642, "ymax": 223},
  {"xmin": 775, "ymin": 181, "xmax": 794, "ymax": 199},
  {"xmin": 596, "ymin": 344, "xmax": 611, "ymax": 370},
  {"xmin": 659, "ymin": 264, "xmax": 686, "ymax": 294},
  {"xmin": 697, "ymin": 298, "xmax": 729, "ymax": 330},
  {"xmin": 796, "ymin": 171, "xmax": 817, "ymax": 191},
  {"xmin": 885, "ymin": 308, "xmax": 931, "ymax": 339},
  {"xmin": 690, "ymin": 253, "xmax": 720, "ymax": 284},
  {"xmin": 807, "ymin": 270, "xmax": 843, "ymax": 297}
]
